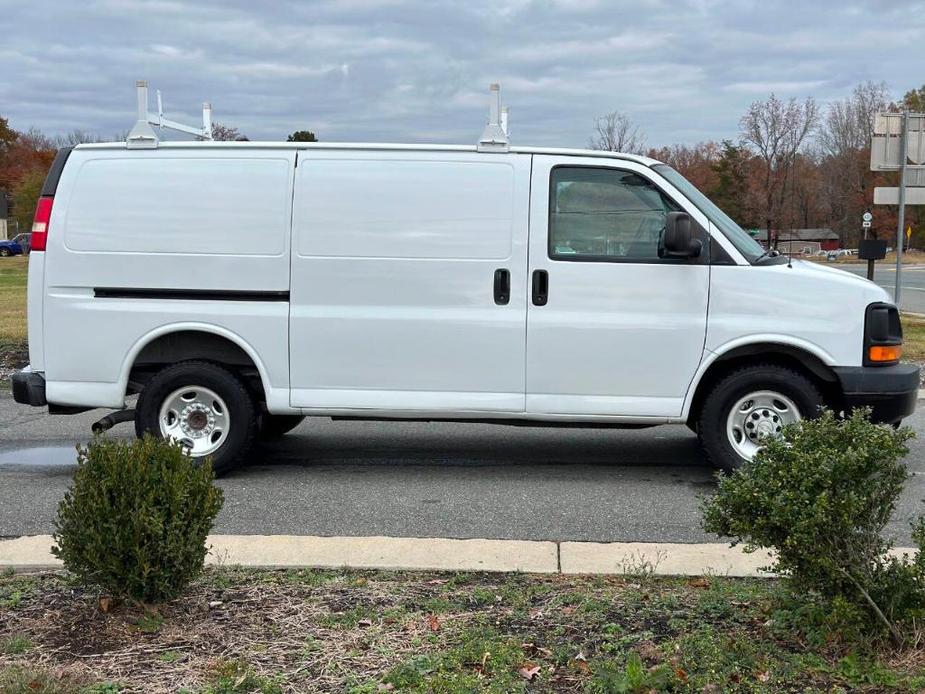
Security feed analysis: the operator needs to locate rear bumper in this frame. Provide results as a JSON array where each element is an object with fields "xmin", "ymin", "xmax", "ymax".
[
  {"xmin": 11, "ymin": 370, "xmax": 47, "ymax": 406},
  {"xmin": 833, "ymin": 364, "xmax": 920, "ymax": 424}
]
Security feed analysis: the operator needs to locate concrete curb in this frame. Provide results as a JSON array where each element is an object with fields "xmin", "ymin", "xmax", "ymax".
[
  {"xmin": 2, "ymin": 535, "xmax": 918, "ymax": 577},
  {"xmin": 207, "ymin": 535, "xmax": 558, "ymax": 573},
  {"xmin": 559, "ymin": 541, "xmax": 775, "ymax": 577}
]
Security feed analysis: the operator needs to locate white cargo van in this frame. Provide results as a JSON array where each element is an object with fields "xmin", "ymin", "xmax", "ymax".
[{"xmin": 12, "ymin": 140, "xmax": 919, "ymax": 474}]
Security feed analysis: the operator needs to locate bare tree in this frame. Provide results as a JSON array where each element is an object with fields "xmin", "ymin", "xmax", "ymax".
[
  {"xmin": 816, "ymin": 82, "xmax": 890, "ymax": 243},
  {"xmin": 589, "ymin": 111, "xmax": 646, "ymax": 154},
  {"xmin": 52, "ymin": 130, "xmax": 106, "ymax": 147},
  {"xmin": 210, "ymin": 122, "xmax": 246, "ymax": 141},
  {"xmin": 740, "ymin": 94, "xmax": 819, "ymax": 247},
  {"xmin": 819, "ymin": 81, "xmax": 889, "ymax": 157}
]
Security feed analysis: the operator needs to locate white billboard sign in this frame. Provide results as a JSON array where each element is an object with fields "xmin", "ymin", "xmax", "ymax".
[
  {"xmin": 874, "ymin": 187, "xmax": 925, "ymax": 205},
  {"xmin": 871, "ymin": 112, "xmax": 925, "ymax": 171}
]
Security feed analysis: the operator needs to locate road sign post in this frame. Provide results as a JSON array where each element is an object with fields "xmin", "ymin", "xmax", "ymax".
[
  {"xmin": 871, "ymin": 111, "xmax": 925, "ymax": 306},
  {"xmin": 896, "ymin": 111, "xmax": 909, "ymax": 304},
  {"xmin": 861, "ymin": 211, "xmax": 875, "ymax": 279}
]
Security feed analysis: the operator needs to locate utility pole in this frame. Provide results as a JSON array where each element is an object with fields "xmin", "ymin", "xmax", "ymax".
[{"xmin": 895, "ymin": 110, "xmax": 909, "ymax": 305}]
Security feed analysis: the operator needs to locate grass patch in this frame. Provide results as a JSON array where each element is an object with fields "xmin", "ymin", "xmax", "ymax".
[
  {"xmin": 0, "ymin": 665, "xmax": 117, "ymax": 693},
  {"xmin": 0, "ymin": 575, "xmax": 37, "ymax": 609},
  {"xmin": 2, "ymin": 634, "xmax": 31, "ymax": 655},
  {"xmin": 158, "ymin": 649, "xmax": 183, "ymax": 663},
  {"xmin": 2, "ymin": 569, "xmax": 924, "ymax": 692},
  {"xmin": 0, "ymin": 255, "xmax": 28, "ymax": 346},
  {"xmin": 902, "ymin": 312, "xmax": 925, "ymax": 361},
  {"xmin": 200, "ymin": 659, "xmax": 283, "ymax": 694}
]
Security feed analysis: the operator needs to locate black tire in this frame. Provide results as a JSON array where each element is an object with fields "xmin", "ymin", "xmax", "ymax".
[
  {"xmin": 0, "ymin": 248, "xmax": 11, "ymax": 257},
  {"xmin": 697, "ymin": 363, "xmax": 823, "ymax": 472},
  {"xmin": 135, "ymin": 360, "xmax": 257, "ymax": 476},
  {"xmin": 259, "ymin": 414, "xmax": 305, "ymax": 440}
]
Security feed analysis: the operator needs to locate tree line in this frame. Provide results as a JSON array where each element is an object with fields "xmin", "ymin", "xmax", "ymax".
[
  {"xmin": 2, "ymin": 81, "xmax": 923, "ymax": 246},
  {"xmin": 591, "ymin": 82, "xmax": 925, "ymax": 248}
]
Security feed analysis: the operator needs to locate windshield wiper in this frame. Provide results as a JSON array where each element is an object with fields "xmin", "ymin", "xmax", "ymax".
[{"xmin": 753, "ymin": 248, "xmax": 780, "ymax": 264}]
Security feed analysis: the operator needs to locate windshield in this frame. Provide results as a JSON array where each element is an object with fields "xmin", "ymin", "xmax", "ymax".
[{"xmin": 653, "ymin": 164, "xmax": 767, "ymax": 263}]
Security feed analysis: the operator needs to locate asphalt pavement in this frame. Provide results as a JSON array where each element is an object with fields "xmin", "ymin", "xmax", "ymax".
[
  {"xmin": 835, "ymin": 262, "xmax": 925, "ymax": 313},
  {"xmin": 1, "ymin": 390, "xmax": 923, "ymax": 545}
]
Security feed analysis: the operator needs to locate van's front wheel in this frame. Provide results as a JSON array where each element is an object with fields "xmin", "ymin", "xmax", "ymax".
[
  {"xmin": 698, "ymin": 364, "xmax": 823, "ymax": 471},
  {"xmin": 135, "ymin": 361, "xmax": 257, "ymax": 476}
]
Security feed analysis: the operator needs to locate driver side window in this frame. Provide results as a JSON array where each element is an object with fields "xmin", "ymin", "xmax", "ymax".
[{"xmin": 549, "ymin": 167, "xmax": 681, "ymax": 262}]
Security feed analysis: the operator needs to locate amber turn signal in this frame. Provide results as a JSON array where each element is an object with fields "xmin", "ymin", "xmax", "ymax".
[{"xmin": 868, "ymin": 345, "xmax": 902, "ymax": 362}]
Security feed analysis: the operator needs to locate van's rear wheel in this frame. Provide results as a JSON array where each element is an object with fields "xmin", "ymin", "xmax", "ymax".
[
  {"xmin": 698, "ymin": 364, "xmax": 823, "ymax": 471},
  {"xmin": 259, "ymin": 414, "xmax": 305, "ymax": 440},
  {"xmin": 135, "ymin": 361, "xmax": 256, "ymax": 476}
]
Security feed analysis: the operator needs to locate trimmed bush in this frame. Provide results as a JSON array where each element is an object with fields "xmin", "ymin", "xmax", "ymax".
[
  {"xmin": 53, "ymin": 435, "xmax": 224, "ymax": 603},
  {"xmin": 702, "ymin": 409, "xmax": 925, "ymax": 640}
]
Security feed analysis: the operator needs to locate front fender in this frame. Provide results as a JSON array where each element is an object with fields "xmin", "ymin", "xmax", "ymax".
[{"xmin": 681, "ymin": 335, "xmax": 837, "ymax": 420}]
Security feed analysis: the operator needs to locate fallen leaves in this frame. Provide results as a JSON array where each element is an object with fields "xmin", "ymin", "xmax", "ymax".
[
  {"xmin": 573, "ymin": 651, "xmax": 591, "ymax": 673},
  {"xmin": 518, "ymin": 663, "xmax": 541, "ymax": 680},
  {"xmin": 637, "ymin": 642, "xmax": 661, "ymax": 663},
  {"xmin": 521, "ymin": 642, "xmax": 553, "ymax": 658}
]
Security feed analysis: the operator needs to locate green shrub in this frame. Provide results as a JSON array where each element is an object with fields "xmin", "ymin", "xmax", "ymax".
[
  {"xmin": 52, "ymin": 435, "xmax": 224, "ymax": 603},
  {"xmin": 702, "ymin": 409, "xmax": 925, "ymax": 640}
]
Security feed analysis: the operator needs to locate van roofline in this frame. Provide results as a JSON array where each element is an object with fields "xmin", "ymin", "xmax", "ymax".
[{"xmin": 73, "ymin": 141, "xmax": 662, "ymax": 167}]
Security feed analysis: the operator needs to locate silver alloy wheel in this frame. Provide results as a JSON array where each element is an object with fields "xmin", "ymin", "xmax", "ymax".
[
  {"xmin": 158, "ymin": 385, "xmax": 230, "ymax": 458},
  {"xmin": 726, "ymin": 390, "xmax": 801, "ymax": 461}
]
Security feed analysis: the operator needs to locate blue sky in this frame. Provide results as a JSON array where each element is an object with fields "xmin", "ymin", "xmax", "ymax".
[{"xmin": 1, "ymin": 0, "xmax": 923, "ymax": 147}]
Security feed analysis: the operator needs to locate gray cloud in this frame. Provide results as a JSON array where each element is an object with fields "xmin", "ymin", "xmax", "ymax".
[{"xmin": 0, "ymin": 0, "xmax": 922, "ymax": 147}]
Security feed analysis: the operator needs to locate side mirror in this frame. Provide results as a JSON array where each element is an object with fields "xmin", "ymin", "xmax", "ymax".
[{"xmin": 660, "ymin": 212, "xmax": 702, "ymax": 259}]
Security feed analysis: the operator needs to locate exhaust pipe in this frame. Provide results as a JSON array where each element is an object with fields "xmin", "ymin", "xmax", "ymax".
[{"xmin": 92, "ymin": 409, "xmax": 136, "ymax": 434}]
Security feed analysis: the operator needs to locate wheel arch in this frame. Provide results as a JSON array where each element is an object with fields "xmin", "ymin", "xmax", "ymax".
[
  {"xmin": 684, "ymin": 339, "xmax": 840, "ymax": 426},
  {"xmin": 120, "ymin": 323, "xmax": 272, "ymax": 405}
]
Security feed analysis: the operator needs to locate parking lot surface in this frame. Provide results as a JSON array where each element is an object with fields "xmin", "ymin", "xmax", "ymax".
[{"xmin": 1, "ymin": 391, "xmax": 923, "ymax": 545}]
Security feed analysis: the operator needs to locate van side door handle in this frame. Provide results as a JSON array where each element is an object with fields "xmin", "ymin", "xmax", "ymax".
[
  {"xmin": 532, "ymin": 269, "xmax": 548, "ymax": 306},
  {"xmin": 493, "ymin": 268, "xmax": 510, "ymax": 305}
]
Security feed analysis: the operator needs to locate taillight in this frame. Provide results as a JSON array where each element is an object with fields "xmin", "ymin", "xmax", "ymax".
[{"xmin": 31, "ymin": 196, "xmax": 53, "ymax": 252}]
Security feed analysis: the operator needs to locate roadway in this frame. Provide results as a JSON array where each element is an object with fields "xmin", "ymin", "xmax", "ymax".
[
  {"xmin": 1, "ymin": 390, "xmax": 923, "ymax": 545},
  {"xmin": 834, "ymin": 262, "xmax": 925, "ymax": 313}
]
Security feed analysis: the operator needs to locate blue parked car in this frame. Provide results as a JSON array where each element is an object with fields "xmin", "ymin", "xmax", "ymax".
[{"xmin": 0, "ymin": 233, "xmax": 30, "ymax": 257}]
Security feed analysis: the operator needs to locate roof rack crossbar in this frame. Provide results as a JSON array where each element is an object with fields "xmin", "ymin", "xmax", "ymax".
[{"xmin": 127, "ymin": 80, "xmax": 213, "ymax": 149}]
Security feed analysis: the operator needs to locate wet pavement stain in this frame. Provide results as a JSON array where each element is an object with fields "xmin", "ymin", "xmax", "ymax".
[{"xmin": 0, "ymin": 445, "xmax": 76, "ymax": 467}]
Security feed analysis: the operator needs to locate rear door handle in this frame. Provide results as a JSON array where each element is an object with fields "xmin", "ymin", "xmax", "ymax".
[
  {"xmin": 493, "ymin": 268, "xmax": 510, "ymax": 305},
  {"xmin": 532, "ymin": 269, "xmax": 548, "ymax": 306}
]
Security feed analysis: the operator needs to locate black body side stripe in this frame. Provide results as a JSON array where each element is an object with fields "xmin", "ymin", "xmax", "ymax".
[{"xmin": 93, "ymin": 288, "xmax": 290, "ymax": 302}]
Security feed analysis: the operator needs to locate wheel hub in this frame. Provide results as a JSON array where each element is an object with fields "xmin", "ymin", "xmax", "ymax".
[
  {"xmin": 745, "ymin": 407, "xmax": 781, "ymax": 441},
  {"xmin": 158, "ymin": 386, "xmax": 230, "ymax": 457},
  {"xmin": 180, "ymin": 404, "xmax": 215, "ymax": 438},
  {"xmin": 726, "ymin": 390, "xmax": 801, "ymax": 462}
]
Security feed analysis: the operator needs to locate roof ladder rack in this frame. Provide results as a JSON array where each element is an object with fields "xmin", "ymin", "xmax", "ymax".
[
  {"xmin": 127, "ymin": 80, "xmax": 213, "ymax": 149},
  {"xmin": 477, "ymin": 83, "xmax": 510, "ymax": 152}
]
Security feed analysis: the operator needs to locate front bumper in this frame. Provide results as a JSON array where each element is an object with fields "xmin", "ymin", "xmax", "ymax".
[
  {"xmin": 11, "ymin": 370, "xmax": 47, "ymax": 406},
  {"xmin": 833, "ymin": 364, "xmax": 920, "ymax": 423}
]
